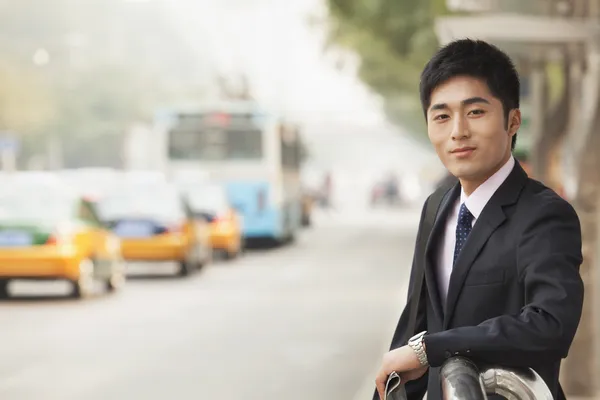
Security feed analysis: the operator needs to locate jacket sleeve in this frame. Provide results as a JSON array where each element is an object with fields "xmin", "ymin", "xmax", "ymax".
[
  {"xmin": 373, "ymin": 199, "xmax": 430, "ymax": 400},
  {"xmin": 423, "ymin": 197, "xmax": 584, "ymax": 368}
]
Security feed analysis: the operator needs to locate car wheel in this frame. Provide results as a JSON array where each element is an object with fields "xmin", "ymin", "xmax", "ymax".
[
  {"xmin": 177, "ymin": 251, "xmax": 193, "ymax": 277},
  {"xmin": 106, "ymin": 260, "xmax": 125, "ymax": 292},
  {"xmin": 0, "ymin": 279, "xmax": 10, "ymax": 299},
  {"xmin": 72, "ymin": 258, "xmax": 95, "ymax": 298}
]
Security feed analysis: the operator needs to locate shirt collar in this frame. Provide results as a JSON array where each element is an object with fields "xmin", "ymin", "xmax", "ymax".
[{"xmin": 459, "ymin": 156, "xmax": 515, "ymax": 219}]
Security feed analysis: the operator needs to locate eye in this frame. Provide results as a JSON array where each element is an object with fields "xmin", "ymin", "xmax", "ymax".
[
  {"xmin": 468, "ymin": 109, "xmax": 485, "ymax": 116},
  {"xmin": 433, "ymin": 114, "xmax": 449, "ymax": 121}
]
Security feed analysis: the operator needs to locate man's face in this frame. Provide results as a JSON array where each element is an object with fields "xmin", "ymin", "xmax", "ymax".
[{"xmin": 426, "ymin": 76, "xmax": 519, "ymax": 184}]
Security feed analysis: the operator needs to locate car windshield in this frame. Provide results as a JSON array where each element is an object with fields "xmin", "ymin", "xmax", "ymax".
[
  {"xmin": 97, "ymin": 184, "xmax": 185, "ymax": 222},
  {"xmin": 0, "ymin": 185, "xmax": 76, "ymax": 224},
  {"xmin": 181, "ymin": 185, "xmax": 229, "ymax": 214}
]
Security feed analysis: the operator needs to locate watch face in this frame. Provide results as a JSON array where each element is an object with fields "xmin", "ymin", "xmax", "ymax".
[{"xmin": 411, "ymin": 332, "xmax": 424, "ymax": 342}]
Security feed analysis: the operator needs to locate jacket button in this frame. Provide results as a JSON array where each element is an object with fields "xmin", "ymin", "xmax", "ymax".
[{"xmin": 444, "ymin": 351, "xmax": 452, "ymax": 358}]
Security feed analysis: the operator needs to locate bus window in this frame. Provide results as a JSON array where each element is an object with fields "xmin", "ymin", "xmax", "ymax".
[
  {"xmin": 226, "ymin": 129, "xmax": 262, "ymax": 159},
  {"xmin": 168, "ymin": 130, "xmax": 200, "ymax": 160},
  {"xmin": 169, "ymin": 127, "xmax": 262, "ymax": 161}
]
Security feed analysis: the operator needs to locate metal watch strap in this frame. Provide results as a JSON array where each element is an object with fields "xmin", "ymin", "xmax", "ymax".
[{"xmin": 408, "ymin": 331, "xmax": 429, "ymax": 367}]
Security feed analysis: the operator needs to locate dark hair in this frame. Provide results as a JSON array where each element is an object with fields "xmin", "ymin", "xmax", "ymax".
[{"xmin": 420, "ymin": 39, "xmax": 520, "ymax": 150}]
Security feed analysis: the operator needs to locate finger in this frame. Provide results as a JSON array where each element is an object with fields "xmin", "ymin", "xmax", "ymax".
[
  {"xmin": 375, "ymin": 371, "xmax": 387, "ymax": 400},
  {"xmin": 376, "ymin": 384, "xmax": 384, "ymax": 400}
]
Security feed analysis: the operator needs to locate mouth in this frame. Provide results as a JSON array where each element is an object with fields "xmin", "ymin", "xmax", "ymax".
[
  {"xmin": 451, "ymin": 147, "xmax": 476, "ymax": 154},
  {"xmin": 450, "ymin": 147, "xmax": 476, "ymax": 159}
]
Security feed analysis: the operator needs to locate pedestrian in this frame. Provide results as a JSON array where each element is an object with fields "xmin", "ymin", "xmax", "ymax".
[{"xmin": 374, "ymin": 39, "xmax": 584, "ymax": 400}]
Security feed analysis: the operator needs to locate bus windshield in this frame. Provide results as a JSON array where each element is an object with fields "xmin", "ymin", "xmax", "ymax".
[{"xmin": 168, "ymin": 113, "xmax": 263, "ymax": 161}]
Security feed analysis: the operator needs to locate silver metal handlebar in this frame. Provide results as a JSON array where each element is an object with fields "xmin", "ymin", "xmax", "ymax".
[{"xmin": 441, "ymin": 357, "xmax": 554, "ymax": 400}]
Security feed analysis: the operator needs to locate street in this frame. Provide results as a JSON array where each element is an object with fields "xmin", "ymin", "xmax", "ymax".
[{"xmin": 0, "ymin": 207, "xmax": 419, "ymax": 400}]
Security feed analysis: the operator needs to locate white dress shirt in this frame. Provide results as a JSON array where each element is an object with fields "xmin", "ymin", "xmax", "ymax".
[{"xmin": 436, "ymin": 156, "xmax": 515, "ymax": 303}]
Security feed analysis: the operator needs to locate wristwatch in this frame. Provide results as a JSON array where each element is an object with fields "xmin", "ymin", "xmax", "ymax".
[{"xmin": 408, "ymin": 331, "xmax": 429, "ymax": 367}]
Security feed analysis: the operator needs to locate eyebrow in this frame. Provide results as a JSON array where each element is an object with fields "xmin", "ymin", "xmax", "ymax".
[{"xmin": 429, "ymin": 96, "xmax": 491, "ymax": 112}]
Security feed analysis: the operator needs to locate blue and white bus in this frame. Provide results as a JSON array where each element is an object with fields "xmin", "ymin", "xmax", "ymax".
[{"xmin": 155, "ymin": 101, "xmax": 303, "ymax": 243}]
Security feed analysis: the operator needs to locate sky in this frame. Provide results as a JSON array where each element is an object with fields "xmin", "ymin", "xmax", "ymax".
[
  {"xmin": 159, "ymin": 0, "xmax": 440, "ymax": 177},
  {"xmin": 164, "ymin": 0, "xmax": 386, "ymax": 125}
]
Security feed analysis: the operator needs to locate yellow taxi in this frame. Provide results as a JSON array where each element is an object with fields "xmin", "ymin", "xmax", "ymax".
[
  {"xmin": 96, "ymin": 182, "xmax": 212, "ymax": 276},
  {"xmin": 180, "ymin": 183, "xmax": 243, "ymax": 260},
  {"xmin": 0, "ymin": 177, "xmax": 124, "ymax": 299}
]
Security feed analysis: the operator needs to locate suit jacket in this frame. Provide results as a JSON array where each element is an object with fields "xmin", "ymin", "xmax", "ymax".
[{"xmin": 379, "ymin": 161, "xmax": 584, "ymax": 400}]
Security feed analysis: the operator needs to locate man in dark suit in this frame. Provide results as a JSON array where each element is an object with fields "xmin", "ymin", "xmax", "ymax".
[{"xmin": 374, "ymin": 39, "xmax": 584, "ymax": 400}]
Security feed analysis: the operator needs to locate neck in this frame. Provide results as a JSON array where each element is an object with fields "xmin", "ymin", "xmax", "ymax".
[{"xmin": 460, "ymin": 153, "xmax": 511, "ymax": 197}]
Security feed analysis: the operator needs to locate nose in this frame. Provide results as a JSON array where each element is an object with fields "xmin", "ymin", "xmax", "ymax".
[{"xmin": 450, "ymin": 114, "xmax": 469, "ymax": 141}]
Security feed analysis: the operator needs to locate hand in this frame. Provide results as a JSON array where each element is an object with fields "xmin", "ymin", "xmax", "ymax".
[{"xmin": 375, "ymin": 345, "xmax": 428, "ymax": 400}]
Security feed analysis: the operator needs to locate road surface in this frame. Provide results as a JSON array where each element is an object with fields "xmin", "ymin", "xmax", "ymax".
[{"xmin": 0, "ymin": 207, "xmax": 419, "ymax": 400}]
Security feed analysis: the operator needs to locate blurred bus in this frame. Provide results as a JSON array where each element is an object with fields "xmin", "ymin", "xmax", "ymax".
[{"xmin": 156, "ymin": 101, "xmax": 303, "ymax": 243}]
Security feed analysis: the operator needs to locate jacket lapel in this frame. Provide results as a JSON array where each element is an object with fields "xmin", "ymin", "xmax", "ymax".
[
  {"xmin": 424, "ymin": 183, "xmax": 460, "ymax": 325},
  {"xmin": 443, "ymin": 162, "xmax": 528, "ymax": 328}
]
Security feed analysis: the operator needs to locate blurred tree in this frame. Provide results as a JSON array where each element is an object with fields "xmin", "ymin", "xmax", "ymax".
[
  {"xmin": 325, "ymin": 0, "xmax": 448, "ymax": 139},
  {"xmin": 0, "ymin": 61, "xmax": 54, "ymax": 135},
  {"xmin": 299, "ymin": 138, "xmax": 310, "ymax": 164},
  {"xmin": 47, "ymin": 66, "xmax": 148, "ymax": 167}
]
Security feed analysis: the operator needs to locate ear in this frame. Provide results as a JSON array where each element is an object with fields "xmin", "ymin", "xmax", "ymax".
[{"xmin": 507, "ymin": 109, "xmax": 521, "ymax": 137}]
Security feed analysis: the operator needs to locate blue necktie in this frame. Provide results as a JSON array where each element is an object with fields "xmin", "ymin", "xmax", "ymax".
[{"xmin": 453, "ymin": 203, "xmax": 474, "ymax": 265}]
